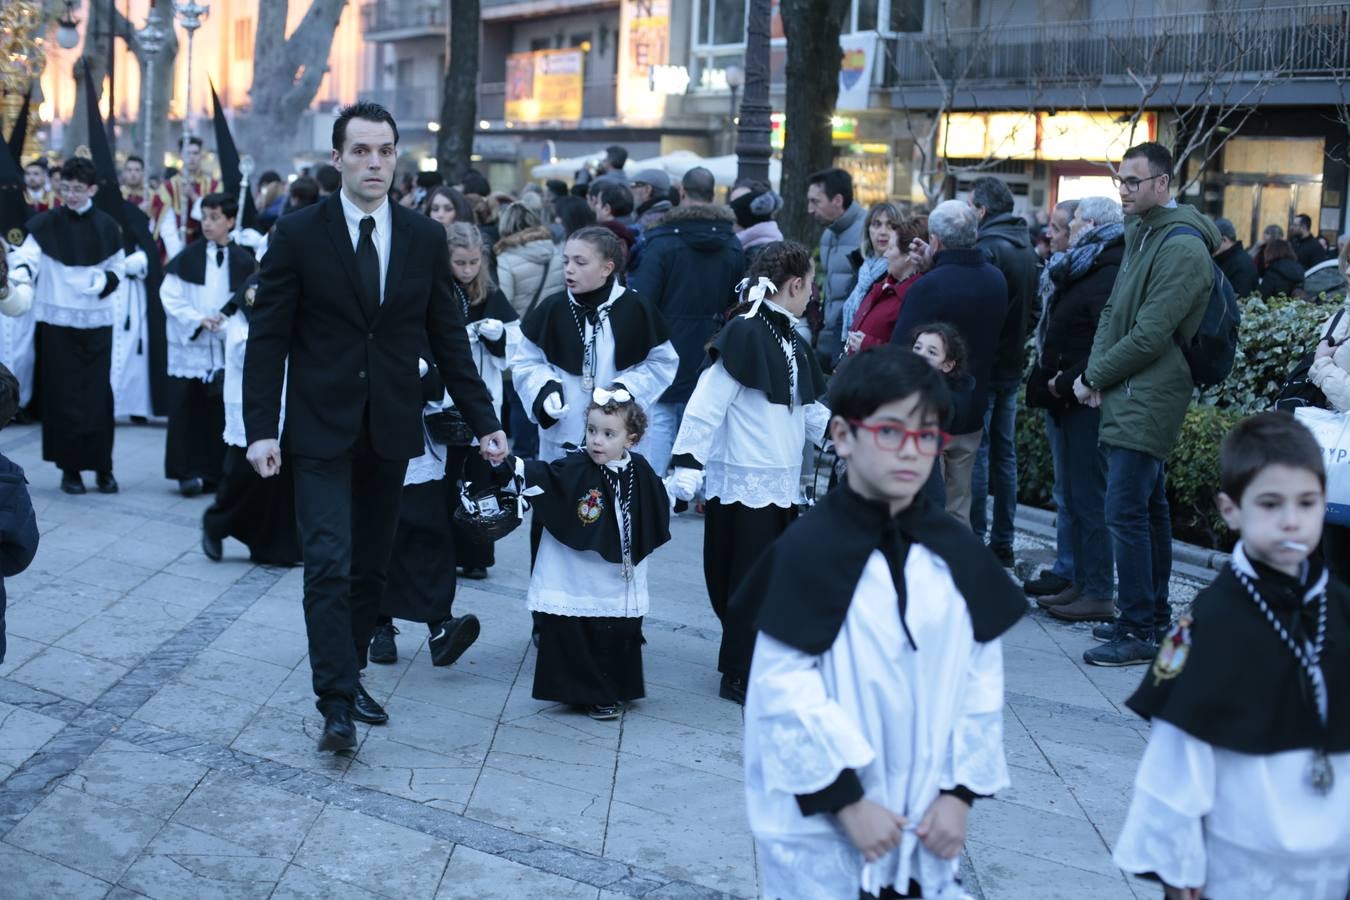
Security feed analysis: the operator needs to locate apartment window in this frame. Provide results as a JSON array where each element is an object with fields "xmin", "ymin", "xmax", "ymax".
[
  {"xmin": 889, "ymin": 0, "xmax": 924, "ymax": 32},
  {"xmin": 530, "ymin": 37, "xmax": 551, "ymax": 52},
  {"xmin": 856, "ymin": 0, "xmax": 879, "ymax": 31},
  {"xmin": 233, "ymin": 18, "xmax": 253, "ymax": 61},
  {"xmin": 697, "ymin": 0, "xmax": 747, "ymax": 46}
]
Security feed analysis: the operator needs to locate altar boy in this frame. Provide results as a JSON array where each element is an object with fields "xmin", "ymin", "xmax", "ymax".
[{"xmin": 738, "ymin": 346, "xmax": 1025, "ymax": 899}]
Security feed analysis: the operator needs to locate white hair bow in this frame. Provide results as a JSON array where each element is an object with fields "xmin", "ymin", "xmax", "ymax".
[
  {"xmin": 592, "ymin": 386, "xmax": 633, "ymax": 405},
  {"xmin": 736, "ymin": 276, "xmax": 779, "ymax": 319}
]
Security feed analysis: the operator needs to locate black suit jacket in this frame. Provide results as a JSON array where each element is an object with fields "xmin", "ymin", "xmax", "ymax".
[{"xmin": 243, "ymin": 193, "xmax": 499, "ymax": 460}]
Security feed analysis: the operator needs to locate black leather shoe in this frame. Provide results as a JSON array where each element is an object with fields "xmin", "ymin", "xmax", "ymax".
[
  {"xmin": 95, "ymin": 471, "xmax": 118, "ymax": 494},
  {"xmin": 718, "ymin": 674, "xmax": 747, "ymax": 706},
  {"xmin": 201, "ymin": 525, "xmax": 223, "ymax": 562},
  {"xmin": 429, "ymin": 615, "xmax": 481, "ymax": 668},
  {"xmin": 60, "ymin": 471, "xmax": 86, "ymax": 495},
  {"xmin": 179, "ymin": 477, "xmax": 203, "ymax": 497},
  {"xmin": 352, "ymin": 681, "xmax": 389, "ymax": 725},
  {"xmin": 317, "ymin": 707, "xmax": 356, "ymax": 752},
  {"xmin": 368, "ymin": 623, "xmax": 398, "ymax": 664},
  {"xmin": 459, "ymin": 566, "xmax": 488, "ymax": 580}
]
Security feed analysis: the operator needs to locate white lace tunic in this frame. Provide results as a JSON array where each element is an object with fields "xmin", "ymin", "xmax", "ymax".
[
  {"xmin": 11, "ymin": 232, "xmax": 126, "ymax": 330},
  {"xmin": 744, "ymin": 545, "xmax": 1008, "ymax": 900}
]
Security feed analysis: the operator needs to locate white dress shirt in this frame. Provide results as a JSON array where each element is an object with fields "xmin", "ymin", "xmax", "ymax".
[{"xmin": 338, "ymin": 188, "xmax": 392, "ymax": 303}]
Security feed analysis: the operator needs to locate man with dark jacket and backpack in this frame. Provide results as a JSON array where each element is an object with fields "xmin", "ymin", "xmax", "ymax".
[
  {"xmin": 629, "ymin": 167, "xmax": 745, "ymax": 475},
  {"xmin": 970, "ymin": 177, "xmax": 1040, "ymax": 566},
  {"xmin": 0, "ymin": 362, "xmax": 39, "ymax": 665},
  {"xmin": 1074, "ymin": 142, "xmax": 1218, "ymax": 667}
]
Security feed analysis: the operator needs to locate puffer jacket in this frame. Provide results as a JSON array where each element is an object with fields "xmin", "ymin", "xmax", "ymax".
[
  {"xmin": 1310, "ymin": 298, "xmax": 1350, "ymax": 413},
  {"xmin": 816, "ymin": 202, "xmax": 865, "ymax": 363},
  {"xmin": 977, "ymin": 211, "xmax": 1040, "ymax": 382},
  {"xmin": 1084, "ymin": 203, "xmax": 1218, "ymax": 460},
  {"xmin": 495, "ymin": 227, "xmax": 565, "ymax": 319},
  {"xmin": 628, "ymin": 204, "xmax": 745, "ymax": 403}
]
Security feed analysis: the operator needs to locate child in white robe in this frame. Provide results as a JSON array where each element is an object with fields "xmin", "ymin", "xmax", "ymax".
[
  {"xmin": 739, "ymin": 347, "xmax": 1025, "ymax": 900},
  {"xmin": 1114, "ymin": 411, "xmax": 1350, "ymax": 900}
]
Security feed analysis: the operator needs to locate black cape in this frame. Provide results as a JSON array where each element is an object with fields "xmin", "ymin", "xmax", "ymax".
[
  {"xmin": 1126, "ymin": 560, "xmax": 1350, "ymax": 755},
  {"xmin": 708, "ymin": 307, "xmax": 827, "ymax": 407},
  {"xmin": 522, "ymin": 449, "xmax": 670, "ymax": 566},
  {"xmin": 27, "ymin": 204, "xmax": 123, "ymax": 267},
  {"xmin": 165, "ymin": 239, "xmax": 256, "ymax": 291},
  {"xmin": 520, "ymin": 288, "xmax": 669, "ymax": 375},
  {"xmin": 746, "ymin": 483, "xmax": 1026, "ymax": 655}
]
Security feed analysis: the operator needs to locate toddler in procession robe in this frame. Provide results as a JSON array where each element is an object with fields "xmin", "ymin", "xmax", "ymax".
[
  {"xmin": 1114, "ymin": 411, "xmax": 1350, "ymax": 899},
  {"xmin": 738, "ymin": 347, "xmax": 1025, "ymax": 899},
  {"xmin": 495, "ymin": 388, "xmax": 671, "ymax": 721}
]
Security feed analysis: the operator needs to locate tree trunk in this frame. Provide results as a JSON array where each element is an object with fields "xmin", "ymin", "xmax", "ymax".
[
  {"xmin": 239, "ymin": 0, "xmax": 349, "ymax": 172},
  {"xmin": 778, "ymin": 0, "xmax": 850, "ymax": 245},
  {"xmin": 437, "ymin": 0, "xmax": 481, "ymax": 183}
]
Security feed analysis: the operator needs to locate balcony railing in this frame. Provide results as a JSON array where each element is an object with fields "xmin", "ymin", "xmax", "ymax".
[
  {"xmin": 888, "ymin": 3, "xmax": 1350, "ymax": 88},
  {"xmin": 360, "ymin": 0, "xmax": 447, "ymax": 39}
]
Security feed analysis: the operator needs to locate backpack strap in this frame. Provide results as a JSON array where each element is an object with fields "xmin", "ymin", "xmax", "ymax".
[{"xmin": 1161, "ymin": 225, "xmax": 1214, "ymax": 354}]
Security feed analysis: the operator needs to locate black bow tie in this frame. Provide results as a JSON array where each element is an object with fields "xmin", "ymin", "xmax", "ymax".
[{"xmin": 215, "ymin": 248, "xmax": 225, "ymax": 266}]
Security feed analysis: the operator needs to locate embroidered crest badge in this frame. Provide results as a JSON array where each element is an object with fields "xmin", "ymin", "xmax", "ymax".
[
  {"xmin": 576, "ymin": 488, "xmax": 604, "ymax": 525},
  {"xmin": 1150, "ymin": 616, "xmax": 1193, "ymax": 686}
]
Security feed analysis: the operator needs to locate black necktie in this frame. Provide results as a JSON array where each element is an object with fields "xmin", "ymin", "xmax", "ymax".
[
  {"xmin": 215, "ymin": 247, "xmax": 224, "ymax": 267},
  {"xmin": 357, "ymin": 216, "xmax": 380, "ymax": 320}
]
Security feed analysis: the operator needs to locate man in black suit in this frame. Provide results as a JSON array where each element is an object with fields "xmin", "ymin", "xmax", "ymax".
[{"xmin": 244, "ymin": 102, "xmax": 508, "ymax": 752}]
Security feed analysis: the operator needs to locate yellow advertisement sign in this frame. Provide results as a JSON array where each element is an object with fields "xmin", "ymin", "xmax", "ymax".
[
  {"xmin": 505, "ymin": 48, "xmax": 584, "ymax": 124},
  {"xmin": 616, "ymin": 0, "xmax": 670, "ymax": 124}
]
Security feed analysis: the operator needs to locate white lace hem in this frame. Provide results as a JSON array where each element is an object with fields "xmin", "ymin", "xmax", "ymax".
[
  {"xmin": 705, "ymin": 461, "xmax": 801, "ymax": 508},
  {"xmin": 34, "ymin": 303, "xmax": 114, "ymax": 329}
]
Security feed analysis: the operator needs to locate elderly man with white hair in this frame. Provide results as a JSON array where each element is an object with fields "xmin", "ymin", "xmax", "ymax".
[{"xmin": 888, "ymin": 200, "xmax": 1009, "ymax": 523}]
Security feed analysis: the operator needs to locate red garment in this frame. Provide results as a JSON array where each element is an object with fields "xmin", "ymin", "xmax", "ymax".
[{"xmin": 850, "ymin": 273, "xmax": 917, "ymax": 353}]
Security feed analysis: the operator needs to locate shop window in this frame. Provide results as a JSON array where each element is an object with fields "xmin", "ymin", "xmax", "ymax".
[{"xmin": 698, "ymin": 0, "xmax": 747, "ymax": 46}]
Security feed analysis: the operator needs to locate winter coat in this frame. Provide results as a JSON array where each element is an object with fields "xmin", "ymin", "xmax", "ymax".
[
  {"xmin": 495, "ymin": 227, "xmax": 565, "ymax": 320},
  {"xmin": 840, "ymin": 254, "xmax": 890, "ymax": 340},
  {"xmin": 851, "ymin": 272, "xmax": 918, "ymax": 354},
  {"xmin": 1260, "ymin": 257, "xmax": 1306, "ymax": 299},
  {"xmin": 628, "ymin": 204, "xmax": 745, "ymax": 404},
  {"xmin": 977, "ymin": 211, "xmax": 1040, "ymax": 383},
  {"xmin": 1215, "ymin": 242, "xmax": 1259, "ymax": 297},
  {"xmin": 1027, "ymin": 237, "xmax": 1124, "ymax": 410},
  {"xmin": 737, "ymin": 220, "xmax": 784, "ymax": 274},
  {"xmin": 0, "ymin": 451, "xmax": 38, "ymax": 665},
  {"xmin": 1084, "ymin": 203, "xmax": 1218, "ymax": 461},
  {"xmin": 816, "ymin": 202, "xmax": 866, "ymax": 362},
  {"xmin": 1293, "ymin": 234, "xmax": 1329, "ymax": 270},
  {"xmin": 888, "ymin": 248, "xmax": 1008, "ymax": 431},
  {"xmin": 1310, "ymin": 298, "xmax": 1350, "ymax": 413}
]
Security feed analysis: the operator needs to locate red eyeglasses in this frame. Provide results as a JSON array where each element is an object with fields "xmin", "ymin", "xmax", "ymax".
[{"xmin": 847, "ymin": 420, "xmax": 951, "ymax": 456}]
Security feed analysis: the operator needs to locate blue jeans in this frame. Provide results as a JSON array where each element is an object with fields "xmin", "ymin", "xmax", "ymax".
[
  {"xmin": 970, "ymin": 381, "xmax": 1019, "ymax": 549},
  {"xmin": 643, "ymin": 401, "xmax": 686, "ymax": 477},
  {"xmin": 1043, "ymin": 412, "xmax": 1075, "ymax": 581},
  {"xmin": 1050, "ymin": 407, "xmax": 1113, "ymax": 598},
  {"xmin": 1105, "ymin": 446, "xmax": 1172, "ymax": 635}
]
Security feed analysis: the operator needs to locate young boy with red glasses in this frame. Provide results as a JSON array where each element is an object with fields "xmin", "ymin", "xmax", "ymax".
[{"xmin": 738, "ymin": 346, "xmax": 1025, "ymax": 899}]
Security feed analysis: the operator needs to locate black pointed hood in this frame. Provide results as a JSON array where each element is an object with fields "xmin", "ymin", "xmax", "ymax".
[
  {"xmin": 210, "ymin": 81, "xmax": 257, "ymax": 230},
  {"xmin": 82, "ymin": 66, "xmax": 127, "ymax": 229},
  {"xmin": 6, "ymin": 87, "xmax": 31, "ymax": 163},
  {"xmin": 0, "ymin": 109, "xmax": 28, "ymax": 246}
]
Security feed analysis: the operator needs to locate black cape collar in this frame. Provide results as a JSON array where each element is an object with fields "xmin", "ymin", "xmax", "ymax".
[
  {"xmin": 519, "ymin": 284, "xmax": 670, "ymax": 376},
  {"xmin": 748, "ymin": 482, "xmax": 1026, "ymax": 655},
  {"xmin": 26, "ymin": 203, "xmax": 123, "ymax": 267},
  {"xmin": 708, "ymin": 305, "xmax": 827, "ymax": 407},
  {"xmin": 521, "ymin": 449, "xmax": 671, "ymax": 565},
  {"xmin": 164, "ymin": 240, "xmax": 257, "ymax": 290},
  {"xmin": 1127, "ymin": 544, "xmax": 1350, "ymax": 754}
]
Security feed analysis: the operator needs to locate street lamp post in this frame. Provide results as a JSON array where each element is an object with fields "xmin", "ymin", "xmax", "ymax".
[
  {"xmin": 725, "ymin": 64, "xmax": 744, "ymax": 158},
  {"xmin": 735, "ymin": 0, "xmax": 774, "ymax": 186},
  {"xmin": 137, "ymin": 14, "xmax": 166, "ymax": 175},
  {"xmin": 175, "ymin": 0, "xmax": 209, "ymax": 242}
]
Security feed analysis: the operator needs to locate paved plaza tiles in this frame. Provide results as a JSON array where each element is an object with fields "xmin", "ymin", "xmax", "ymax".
[{"xmin": 0, "ymin": 421, "xmax": 1208, "ymax": 899}]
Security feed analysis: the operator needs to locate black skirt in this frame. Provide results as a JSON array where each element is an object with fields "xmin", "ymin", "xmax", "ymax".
[
  {"xmin": 164, "ymin": 375, "xmax": 225, "ymax": 482},
  {"xmin": 382, "ymin": 478, "xmax": 457, "ymax": 624},
  {"xmin": 39, "ymin": 323, "xmax": 114, "ymax": 472},
  {"xmin": 201, "ymin": 446, "xmax": 301, "ymax": 565},
  {"xmin": 532, "ymin": 613, "xmax": 645, "ymax": 705}
]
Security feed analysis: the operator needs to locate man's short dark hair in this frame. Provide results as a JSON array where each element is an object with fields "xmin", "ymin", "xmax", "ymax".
[
  {"xmin": 258, "ymin": 170, "xmax": 283, "ymax": 187},
  {"xmin": 179, "ymin": 136, "xmax": 203, "ymax": 150},
  {"xmin": 589, "ymin": 179, "xmax": 634, "ymax": 217},
  {"xmin": 606, "ymin": 145, "xmax": 628, "ymax": 169},
  {"xmin": 415, "ymin": 171, "xmax": 444, "ymax": 190},
  {"xmin": 60, "ymin": 157, "xmax": 97, "ymax": 186},
  {"xmin": 287, "ymin": 176, "xmax": 319, "ymax": 207},
  {"xmin": 124, "ymin": 155, "xmax": 145, "ymax": 168},
  {"xmin": 829, "ymin": 344, "xmax": 950, "ymax": 426},
  {"xmin": 807, "ymin": 167, "xmax": 854, "ymax": 210},
  {"xmin": 970, "ymin": 176, "xmax": 1015, "ymax": 217},
  {"xmin": 1122, "ymin": 141, "xmax": 1174, "ymax": 182},
  {"xmin": 1295, "ymin": 213, "xmax": 1314, "ymax": 231},
  {"xmin": 24, "ymin": 159, "xmax": 48, "ymax": 172},
  {"xmin": 546, "ymin": 179, "xmax": 569, "ymax": 199},
  {"xmin": 1219, "ymin": 411, "xmax": 1325, "ymax": 502},
  {"xmin": 332, "ymin": 101, "xmax": 399, "ymax": 153},
  {"xmin": 313, "ymin": 164, "xmax": 340, "ymax": 194},
  {"xmin": 201, "ymin": 191, "xmax": 239, "ymax": 221},
  {"xmin": 682, "ymin": 167, "xmax": 716, "ymax": 203},
  {"xmin": 460, "ymin": 169, "xmax": 491, "ymax": 197}
]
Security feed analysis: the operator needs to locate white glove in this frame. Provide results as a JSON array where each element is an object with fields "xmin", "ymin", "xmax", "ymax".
[
  {"xmin": 666, "ymin": 467, "xmax": 703, "ymax": 502},
  {"xmin": 233, "ymin": 227, "xmax": 266, "ymax": 250},
  {"xmin": 81, "ymin": 270, "xmax": 108, "ymax": 296},
  {"xmin": 542, "ymin": 389, "xmax": 568, "ymax": 420},
  {"xmin": 417, "ymin": 357, "xmax": 429, "ymax": 378},
  {"xmin": 0, "ymin": 282, "xmax": 33, "ymax": 317},
  {"xmin": 476, "ymin": 318, "xmax": 504, "ymax": 340},
  {"xmin": 124, "ymin": 250, "xmax": 149, "ymax": 279}
]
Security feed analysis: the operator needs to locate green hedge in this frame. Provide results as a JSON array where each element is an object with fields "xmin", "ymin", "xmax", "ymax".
[{"xmin": 1016, "ymin": 294, "xmax": 1333, "ymax": 549}]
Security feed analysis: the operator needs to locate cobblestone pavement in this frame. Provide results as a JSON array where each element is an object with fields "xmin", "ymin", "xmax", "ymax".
[{"xmin": 0, "ymin": 421, "xmax": 1209, "ymax": 899}]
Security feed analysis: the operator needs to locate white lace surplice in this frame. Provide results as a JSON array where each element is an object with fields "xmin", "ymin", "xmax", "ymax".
[
  {"xmin": 1114, "ymin": 719, "xmax": 1350, "ymax": 899},
  {"xmin": 672, "ymin": 360, "xmax": 829, "ymax": 509},
  {"xmin": 744, "ymin": 546, "xmax": 1009, "ymax": 900}
]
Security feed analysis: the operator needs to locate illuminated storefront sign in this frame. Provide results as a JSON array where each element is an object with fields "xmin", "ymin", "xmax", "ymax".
[
  {"xmin": 938, "ymin": 111, "xmax": 1157, "ymax": 162},
  {"xmin": 616, "ymin": 0, "xmax": 670, "ymax": 124},
  {"xmin": 505, "ymin": 48, "xmax": 585, "ymax": 123}
]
